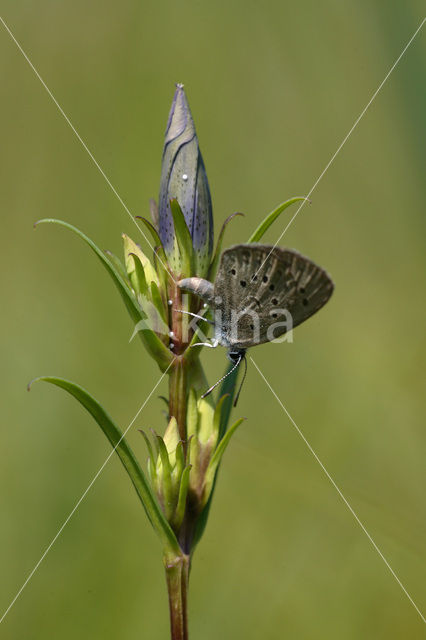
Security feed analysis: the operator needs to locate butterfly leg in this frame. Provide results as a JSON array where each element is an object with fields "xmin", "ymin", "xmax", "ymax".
[
  {"xmin": 174, "ymin": 309, "xmax": 214, "ymax": 325},
  {"xmin": 191, "ymin": 338, "xmax": 219, "ymax": 349}
]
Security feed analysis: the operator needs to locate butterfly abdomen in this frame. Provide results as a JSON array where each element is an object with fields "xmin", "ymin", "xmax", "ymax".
[{"xmin": 178, "ymin": 277, "xmax": 215, "ymax": 307}]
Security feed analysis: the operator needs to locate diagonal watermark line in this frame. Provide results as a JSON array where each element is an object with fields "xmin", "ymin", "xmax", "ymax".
[
  {"xmin": 250, "ymin": 356, "xmax": 426, "ymax": 624},
  {"xmin": 0, "ymin": 15, "xmax": 176, "ymax": 284},
  {"xmin": 254, "ymin": 17, "xmax": 425, "ymax": 279},
  {"xmin": 0, "ymin": 360, "xmax": 174, "ymax": 625}
]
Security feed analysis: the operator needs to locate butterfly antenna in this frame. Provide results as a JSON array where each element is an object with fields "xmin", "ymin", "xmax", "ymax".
[
  {"xmin": 233, "ymin": 353, "xmax": 247, "ymax": 407},
  {"xmin": 201, "ymin": 355, "xmax": 243, "ymax": 400}
]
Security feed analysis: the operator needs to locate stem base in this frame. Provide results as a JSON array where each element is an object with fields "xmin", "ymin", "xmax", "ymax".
[{"xmin": 164, "ymin": 553, "xmax": 190, "ymax": 640}]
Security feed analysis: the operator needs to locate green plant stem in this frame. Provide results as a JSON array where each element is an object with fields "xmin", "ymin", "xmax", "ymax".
[
  {"xmin": 164, "ymin": 553, "xmax": 190, "ymax": 640},
  {"xmin": 169, "ymin": 357, "xmax": 187, "ymax": 444},
  {"xmin": 166, "ymin": 297, "xmax": 213, "ymax": 632}
]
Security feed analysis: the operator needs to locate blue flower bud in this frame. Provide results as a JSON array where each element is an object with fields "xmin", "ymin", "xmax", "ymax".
[{"xmin": 158, "ymin": 84, "xmax": 213, "ymax": 276}]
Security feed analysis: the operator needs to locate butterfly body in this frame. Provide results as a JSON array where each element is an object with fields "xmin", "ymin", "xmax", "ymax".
[
  {"xmin": 180, "ymin": 243, "xmax": 334, "ymax": 351},
  {"xmin": 179, "ymin": 243, "xmax": 333, "ymax": 401}
]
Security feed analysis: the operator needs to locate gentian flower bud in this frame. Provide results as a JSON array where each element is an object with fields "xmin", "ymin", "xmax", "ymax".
[{"xmin": 158, "ymin": 83, "xmax": 213, "ymax": 276}]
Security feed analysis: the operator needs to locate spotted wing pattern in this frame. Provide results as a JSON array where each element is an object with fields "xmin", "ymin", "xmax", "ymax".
[{"xmin": 213, "ymin": 243, "xmax": 334, "ymax": 348}]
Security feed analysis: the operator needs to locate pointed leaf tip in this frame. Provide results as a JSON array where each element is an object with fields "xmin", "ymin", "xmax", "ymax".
[
  {"xmin": 35, "ymin": 218, "xmax": 173, "ymax": 370},
  {"xmin": 27, "ymin": 377, "xmax": 38, "ymax": 391},
  {"xmin": 209, "ymin": 212, "xmax": 244, "ymax": 279},
  {"xmin": 201, "ymin": 416, "xmax": 246, "ymax": 511},
  {"xmin": 29, "ymin": 375, "xmax": 180, "ymax": 553},
  {"xmin": 248, "ymin": 197, "xmax": 309, "ymax": 243},
  {"xmin": 169, "ymin": 198, "xmax": 194, "ymax": 276}
]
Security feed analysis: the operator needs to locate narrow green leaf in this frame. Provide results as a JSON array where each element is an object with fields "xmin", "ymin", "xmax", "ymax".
[
  {"xmin": 186, "ymin": 388, "xmax": 199, "ymax": 439},
  {"xmin": 35, "ymin": 219, "xmax": 173, "ymax": 371},
  {"xmin": 208, "ymin": 212, "xmax": 244, "ymax": 279},
  {"xmin": 247, "ymin": 197, "xmax": 309, "ymax": 243},
  {"xmin": 172, "ymin": 465, "xmax": 191, "ymax": 532},
  {"xmin": 163, "ymin": 417, "xmax": 180, "ymax": 461},
  {"xmin": 156, "ymin": 434, "xmax": 172, "ymax": 474},
  {"xmin": 134, "ymin": 219, "xmax": 174, "ymax": 287},
  {"xmin": 127, "ymin": 265, "xmax": 169, "ymax": 345},
  {"xmin": 153, "ymin": 245, "xmax": 170, "ymax": 295},
  {"xmin": 30, "ymin": 376, "xmax": 180, "ymax": 554},
  {"xmin": 156, "ymin": 434, "xmax": 174, "ymax": 520},
  {"xmin": 191, "ymin": 491, "xmax": 211, "ymax": 551},
  {"xmin": 174, "ymin": 440, "xmax": 185, "ymax": 483},
  {"xmin": 197, "ymin": 393, "xmax": 215, "ymax": 445},
  {"xmin": 170, "ymin": 198, "xmax": 193, "ymax": 275},
  {"xmin": 135, "ymin": 216, "xmax": 163, "ymax": 248},
  {"xmin": 123, "ymin": 233, "xmax": 159, "ymax": 287},
  {"xmin": 218, "ymin": 363, "xmax": 239, "ymax": 439},
  {"xmin": 129, "ymin": 253, "xmax": 149, "ymax": 297},
  {"xmin": 190, "ymin": 367, "xmax": 238, "ymax": 550},
  {"xmin": 104, "ymin": 250, "xmax": 130, "ymax": 284},
  {"xmin": 139, "ymin": 429, "xmax": 157, "ymax": 482},
  {"xmin": 191, "ymin": 415, "xmax": 245, "ymax": 551},
  {"xmin": 205, "ymin": 418, "xmax": 245, "ymax": 488},
  {"xmin": 149, "ymin": 198, "xmax": 159, "ymax": 229},
  {"xmin": 35, "ymin": 218, "xmax": 143, "ymax": 324},
  {"xmin": 202, "ymin": 417, "xmax": 245, "ymax": 512},
  {"xmin": 212, "ymin": 393, "xmax": 230, "ymax": 443},
  {"xmin": 136, "ymin": 325, "xmax": 173, "ymax": 371},
  {"xmin": 150, "ymin": 281, "xmax": 167, "ymax": 324},
  {"xmin": 150, "ymin": 428, "xmax": 160, "ymax": 456}
]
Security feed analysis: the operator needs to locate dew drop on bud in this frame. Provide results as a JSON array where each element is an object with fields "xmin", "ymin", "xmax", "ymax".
[{"xmin": 182, "ymin": 174, "xmax": 188, "ymax": 181}]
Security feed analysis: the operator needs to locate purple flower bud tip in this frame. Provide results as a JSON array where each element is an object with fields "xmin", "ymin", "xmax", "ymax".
[{"xmin": 158, "ymin": 84, "xmax": 213, "ymax": 276}]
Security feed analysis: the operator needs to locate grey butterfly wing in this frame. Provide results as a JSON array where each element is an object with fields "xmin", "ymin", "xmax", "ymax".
[{"xmin": 214, "ymin": 244, "xmax": 334, "ymax": 348}]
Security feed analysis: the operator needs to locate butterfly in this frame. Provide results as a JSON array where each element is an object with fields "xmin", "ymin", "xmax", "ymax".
[{"xmin": 179, "ymin": 243, "xmax": 334, "ymax": 402}]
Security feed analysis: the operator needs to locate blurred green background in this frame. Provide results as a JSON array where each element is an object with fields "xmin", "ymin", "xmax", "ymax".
[{"xmin": 1, "ymin": 1, "xmax": 425, "ymax": 638}]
